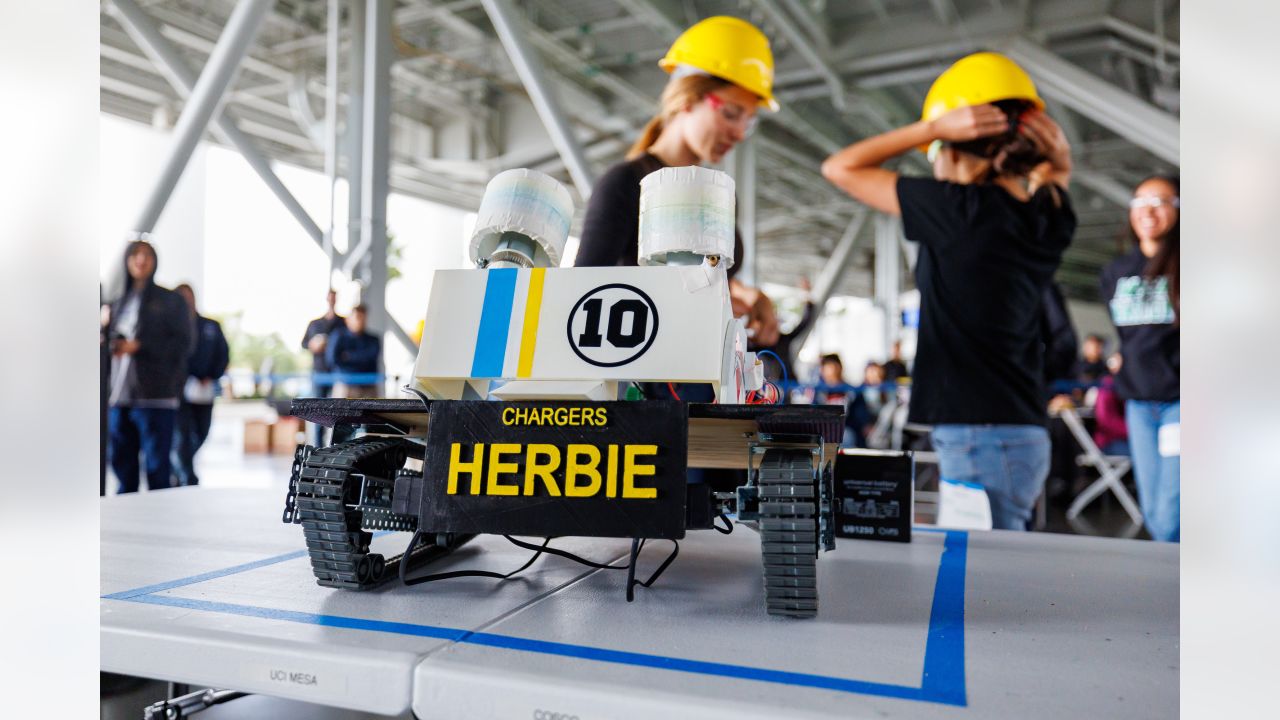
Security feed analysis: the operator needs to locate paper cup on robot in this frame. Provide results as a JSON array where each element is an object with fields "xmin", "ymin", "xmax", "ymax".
[
  {"xmin": 637, "ymin": 166, "xmax": 736, "ymax": 267},
  {"xmin": 470, "ymin": 168, "xmax": 574, "ymax": 268}
]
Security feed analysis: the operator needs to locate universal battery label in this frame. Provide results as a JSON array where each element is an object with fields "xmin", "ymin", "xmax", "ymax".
[
  {"xmin": 833, "ymin": 450, "xmax": 914, "ymax": 543},
  {"xmin": 421, "ymin": 400, "xmax": 688, "ymax": 539}
]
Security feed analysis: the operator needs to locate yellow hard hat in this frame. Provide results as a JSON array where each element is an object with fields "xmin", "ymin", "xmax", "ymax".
[
  {"xmin": 659, "ymin": 16, "xmax": 779, "ymax": 111},
  {"xmin": 921, "ymin": 51, "xmax": 1044, "ymax": 123}
]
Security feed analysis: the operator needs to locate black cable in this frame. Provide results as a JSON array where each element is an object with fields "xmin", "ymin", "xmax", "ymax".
[
  {"xmin": 400, "ymin": 384, "xmax": 431, "ymax": 410},
  {"xmin": 503, "ymin": 535, "xmax": 631, "ymax": 570},
  {"xmin": 399, "ymin": 530, "xmax": 550, "ymax": 586},
  {"xmin": 630, "ymin": 539, "xmax": 679, "ymax": 591},
  {"xmin": 713, "ymin": 513, "xmax": 734, "ymax": 534}
]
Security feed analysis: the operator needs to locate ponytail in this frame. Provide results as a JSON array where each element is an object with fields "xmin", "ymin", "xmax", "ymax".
[
  {"xmin": 627, "ymin": 116, "xmax": 666, "ymax": 160},
  {"xmin": 625, "ymin": 73, "xmax": 732, "ymax": 160}
]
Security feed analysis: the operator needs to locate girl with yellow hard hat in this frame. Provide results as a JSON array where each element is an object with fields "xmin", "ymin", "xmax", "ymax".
[
  {"xmin": 575, "ymin": 15, "xmax": 781, "ymax": 348},
  {"xmin": 822, "ymin": 51, "xmax": 1076, "ymax": 531}
]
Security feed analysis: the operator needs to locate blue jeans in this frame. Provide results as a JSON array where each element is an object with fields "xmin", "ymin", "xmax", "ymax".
[
  {"xmin": 172, "ymin": 402, "xmax": 214, "ymax": 486},
  {"xmin": 1125, "ymin": 400, "xmax": 1180, "ymax": 542},
  {"xmin": 932, "ymin": 425, "xmax": 1050, "ymax": 531},
  {"xmin": 109, "ymin": 406, "xmax": 177, "ymax": 493}
]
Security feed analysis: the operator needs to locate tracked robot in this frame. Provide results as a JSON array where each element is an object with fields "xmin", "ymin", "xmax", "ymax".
[{"xmin": 284, "ymin": 167, "xmax": 855, "ymax": 618}]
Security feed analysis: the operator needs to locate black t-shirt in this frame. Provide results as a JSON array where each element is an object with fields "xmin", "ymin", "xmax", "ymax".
[
  {"xmin": 576, "ymin": 153, "xmax": 742, "ymax": 276},
  {"xmin": 897, "ymin": 176, "xmax": 1076, "ymax": 426},
  {"xmin": 1100, "ymin": 248, "xmax": 1179, "ymax": 401},
  {"xmin": 302, "ymin": 315, "xmax": 346, "ymax": 374}
]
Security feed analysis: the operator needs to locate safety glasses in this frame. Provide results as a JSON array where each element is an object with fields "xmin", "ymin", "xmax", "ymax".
[
  {"xmin": 704, "ymin": 93, "xmax": 759, "ymax": 137},
  {"xmin": 1128, "ymin": 196, "xmax": 1180, "ymax": 209}
]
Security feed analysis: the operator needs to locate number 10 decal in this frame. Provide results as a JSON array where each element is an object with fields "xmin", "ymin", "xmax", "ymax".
[{"xmin": 567, "ymin": 284, "xmax": 660, "ymax": 367}]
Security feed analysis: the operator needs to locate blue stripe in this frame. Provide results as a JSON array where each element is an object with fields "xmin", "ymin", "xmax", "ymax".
[
  {"xmin": 103, "ymin": 530, "xmax": 968, "ymax": 706},
  {"xmin": 920, "ymin": 529, "xmax": 968, "ymax": 705},
  {"xmin": 101, "ymin": 532, "xmax": 394, "ymax": 600},
  {"xmin": 470, "ymin": 268, "xmax": 518, "ymax": 377},
  {"xmin": 102, "ymin": 549, "xmax": 309, "ymax": 600}
]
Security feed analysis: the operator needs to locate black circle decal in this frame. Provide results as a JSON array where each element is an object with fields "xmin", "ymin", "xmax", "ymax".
[{"xmin": 566, "ymin": 284, "xmax": 660, "ymax": 367}]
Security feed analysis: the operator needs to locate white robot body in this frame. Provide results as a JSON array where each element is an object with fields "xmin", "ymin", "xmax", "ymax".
[{"xmin": 411, "ymin": 167, "xmax": 761, "ymax": 403}]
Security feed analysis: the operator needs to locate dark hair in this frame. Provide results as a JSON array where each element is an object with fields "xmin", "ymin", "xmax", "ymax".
[
  {"xmin": 352, "ymin": 303, "xmax": 369, "ymax": 314},
  {"xmin": 820, "ymin": 353, "xmax": 842, "ymax": 367},
  {"xmin": 1085, "ymin": 333, "xmax": 1104, "ymax": 344},
  {"xmin": 1130, "ymin": 175, "xmax": 1180, "ymax": 319},
  {"xmin": 949, "ymin": 99, "xmax": 1045, "ymax": 178}
]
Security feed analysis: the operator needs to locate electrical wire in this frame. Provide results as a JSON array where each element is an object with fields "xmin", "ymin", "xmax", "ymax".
[{"xmin": 755, "ymin": 349, "xmax": 789, "ymax": 386}]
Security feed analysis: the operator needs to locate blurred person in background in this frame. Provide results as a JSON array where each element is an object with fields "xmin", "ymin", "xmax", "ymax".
[
  {"xmin": 1074, "ymin": 333, "xmax": 1109, "ymax": 385},
  {"xmin": 302, "ymin": 289, "xmax": 344, "ymax": 444},
  {"xmin": 106, "ymin": 240, "xmax": 194, "ymax": 493},
  {"xmin": 575, "ymin": 16, "xmax": 781, "ymax": 358},
  {"xmin": 882, "ymin": 340, "xmax": 909, "ymax": 383},
  {"xmin": 171, "ymin": 284, "xmax": 229, "ymax": 487},
  {"xmin": 822, "ymin": 52, "xmax": 1075, "ymax": 530},
  {"xmin": 1101, "ymin": 175, "xmax": 1180, "ymax": 542},
  {"xmin": 756, "ymin": 277, "xmax": 817, "ymax": 389},
  {"xmin": 327, "ymin": 304, "xmax": 381, "ymax": 399},
  {"xmin": 1092, "ymin": 353, "xmax": 1129, "ymax": 457}
]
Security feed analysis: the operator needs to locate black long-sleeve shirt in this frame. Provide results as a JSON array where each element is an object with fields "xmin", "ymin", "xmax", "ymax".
[{"xmin": 576, "ymin": 154, "xmax": 742, "ymax": 275}]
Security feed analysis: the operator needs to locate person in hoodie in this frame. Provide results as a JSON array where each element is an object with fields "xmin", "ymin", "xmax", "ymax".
[
  {"xmin": 106, "ymin": 240, "xmax": 195, "ymax": 493},
  {"xmin": 325, "ymin": 304, "xmax": 381, "ymax": 398},
  {"xmin": 171, "ymin": 283, "xmax": 229, "ymax": 487}
]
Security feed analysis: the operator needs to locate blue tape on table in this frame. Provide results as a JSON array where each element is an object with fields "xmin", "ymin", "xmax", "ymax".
[{"xmin": 104, "ymin": 529, "xmax": 969, "ymax": 707}]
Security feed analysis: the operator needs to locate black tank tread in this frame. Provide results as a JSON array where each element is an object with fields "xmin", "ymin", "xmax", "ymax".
[
  {"xmin": 757, "ymin": 448, "xmax": 820, "ymax": 618},
  {"xmin": 292, "ymin": 436, "xmax": 416, "ymax": 590}
]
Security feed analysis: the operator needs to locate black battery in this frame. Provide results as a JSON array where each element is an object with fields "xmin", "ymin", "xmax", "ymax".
[{"xmin": 832, "ymin": 449, "xmax": 914, "ymax": 543}]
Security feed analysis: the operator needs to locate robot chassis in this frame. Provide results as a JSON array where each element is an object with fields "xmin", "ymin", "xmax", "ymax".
[{"xmin": 281, "ymin": 168, "xmax": 845, "ymax": 618}]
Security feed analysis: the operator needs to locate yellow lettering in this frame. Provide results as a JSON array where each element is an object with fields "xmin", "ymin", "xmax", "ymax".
[
  {"xmin": 565, "ymin": 444, "xmax": 602, "ymax": 497},
  {"xmin": 569, "ymin": 407, "xmax": 581, "ymax": 425},
  {"xmin": 448, "ymin": 443, "xmax": 484, "ymax": 495},
  {"xmin": 502, "ymin": 407, "xmax": 515, "ymax": 425},
  {"xmin": 554, "ymin": 407, "xmax": 568, "ymax": 425},
  {"xmin": 606, "ymin": 444, "xmax": 618, "ymax": 498},
  {"xmin": 541, "ymin": 407, "xmax": 554, "ymax": 424},
  {"xmin": 622, "ymin": 445, "xmax": 658, "ymax": 499},
  {"xmin": 523, "ymin": 444, "xmax": 562, "ymax": 496},
  {"xmin": 596, "ymin": 408, "xmax": 608, "ymax": 426},
  {"xmin": 485, "ymin": 443, "xmax": 521, "ymax": 496}
]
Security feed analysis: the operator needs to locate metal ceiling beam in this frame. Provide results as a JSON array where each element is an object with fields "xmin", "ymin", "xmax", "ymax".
[
  {"xmin": 125, "ymin": 0, "xmax": 275, "ymax": 235},
  {"xmin": 1002, "ymin": 36, "xmax": 1179, "ymax": 165},
  {"xmin": 754, "ymin": 0, "xmax": 847, "ymax": 110},
  {"xmin": 928, "ymin": 0, "xmax": 959, "ymax": 25},
  {"xmin": 791, "ymin": 212, "xmax": 871, "ymax": 352},
  {"xmin": 782, "ymin": 0, "xmax": 830, "ymax": 54},
  {"xmin": 481, "ymin": 0, "xmax": 595, "ymax": 197}
]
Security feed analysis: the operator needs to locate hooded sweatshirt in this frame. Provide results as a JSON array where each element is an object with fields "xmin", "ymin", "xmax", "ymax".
[{"xmin": 107, "ymin": 242, "xmax": 195, "ymax": 406}]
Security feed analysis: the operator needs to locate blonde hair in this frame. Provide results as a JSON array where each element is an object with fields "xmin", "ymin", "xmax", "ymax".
[{"xmin": 626, "ymin": 74, "xmax": 733, "ymax": 160}]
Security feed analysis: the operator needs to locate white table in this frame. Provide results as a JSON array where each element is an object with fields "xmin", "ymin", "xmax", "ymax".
[{"xmin": 102, "ymin": 487, "xmax": 1178, "ymax": 718}]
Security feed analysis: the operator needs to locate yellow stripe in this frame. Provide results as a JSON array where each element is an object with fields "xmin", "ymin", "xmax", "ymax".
[{"xmin": 516, "ymin": 268, "xmax": 546, "ymax": 377}]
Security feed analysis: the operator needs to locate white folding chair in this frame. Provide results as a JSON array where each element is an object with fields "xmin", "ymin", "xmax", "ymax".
[{"xmin": 1059, "ymin": 407, "xmax": 1143, "ymax": 525}]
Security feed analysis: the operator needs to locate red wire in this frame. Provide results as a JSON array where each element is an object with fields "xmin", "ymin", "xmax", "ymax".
[{"xmin": 667, "ymin": 382, "xmax": 681, "ymax": 401}]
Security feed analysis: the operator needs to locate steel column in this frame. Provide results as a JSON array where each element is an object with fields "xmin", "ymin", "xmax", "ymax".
[
  {"xmin": 342, "ymin": 0, "xmax": 368, "ymax": 276},
  {"xmin": 360, "ymin": 0, "xmax": 393, "ymax": 356},
  {"xmin": 791, "ymin": 212, "xmax": 870, "ymax": 353},
  {"xmin": 481, "ymin": 0, "xmax": 596, "ymax": 197},
  {"xmin": 323, "ymin": 0, "xmax": 341, "ymax": 280},
  {"xmin": 874, "ymin": 214, "xmax": 902, "ymax": 349},
  {"xmin": 128, "ymin": 0, "xmax": 275, "ymax": 234},
  {"xmin": 1003, "ymin": 37, "xmax": 1179, "ymax": 166},
  {"xmin": 108, "ymin": 0, "xmax": 338, "ymax": 259},
  {"xmin": 753, "ymin": 0, "xmax": 847, "ymax": 110}
]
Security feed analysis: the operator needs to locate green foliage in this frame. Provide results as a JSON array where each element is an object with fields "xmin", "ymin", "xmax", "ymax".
[
  {"xmin": 212, "ymin": 311, "xmax": 313, "ymax": 373},
  {"xmin": 387, "ymin": 231, "xmax": 403, "ymax": 283}
]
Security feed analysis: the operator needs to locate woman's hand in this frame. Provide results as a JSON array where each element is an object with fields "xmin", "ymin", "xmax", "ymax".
[
  {"xmin": 928, "ymin": 104, "xmax": 1009, "ymax": 143},
  {"xmin": 1020, "ymin": 110, "xmax": 1072, "ymax": 190}
]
